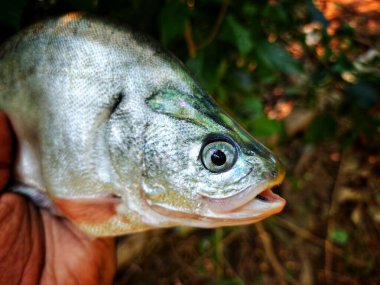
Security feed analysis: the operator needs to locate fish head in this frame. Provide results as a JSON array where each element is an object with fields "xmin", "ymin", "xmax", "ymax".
[{"xmin": 141, "ymin": 87, "xmax": 286, "ymax": 228}]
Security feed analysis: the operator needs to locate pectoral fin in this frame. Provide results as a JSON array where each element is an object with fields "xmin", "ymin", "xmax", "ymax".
[{"xmin": 54, "ymin": 196, "xmax": 122, "ymax": 225}]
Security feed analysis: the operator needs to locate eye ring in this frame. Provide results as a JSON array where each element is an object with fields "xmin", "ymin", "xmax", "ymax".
[{"xmin": 200, "ymin": 134, "xmax": 238, "ymax": 173}]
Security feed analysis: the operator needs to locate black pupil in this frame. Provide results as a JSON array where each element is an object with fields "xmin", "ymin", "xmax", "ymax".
[{"xmin": 211, "ymin": 150, "xmax": 226, "ymax": 166}]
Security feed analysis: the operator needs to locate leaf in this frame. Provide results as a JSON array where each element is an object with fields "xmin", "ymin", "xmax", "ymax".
[
  {"xmin": 263, "ymin": 3, "xmax": 289, "ymax": 25},
  {"xmin": 307, "ymin": 0, "xmax": 329, "ymax": 28},
  {"xmin": 242, "ymin": 3, "xmax": 257, "ymax": 17},
  {"xmin": 241, "ymin": 96, "xmax": 264, "ymax": 119},
  {"xmin": 159, "ymin": 1, "xmax": 189, "ymax": 46},
  {"xmin": 229, "ymin": 70, "xmax": 254, "ymax": 93},
  {"xmin": 251, "ymin": 116, "xmax": 282, "ymax": 138},
  {"xmin": 345, "ymin": 82, "xmax": 378, "ymax": 109},
  {"xmin": 186, "ymin": 51, "xmax": 227, "ymax": 92},
  {"xmin": 305, "ymin": 114, "xmax": 336, "ymax": 143},
  {"xmin": 186, "ymin": 56, "xmax": 204, "ymax": 78},
  {"xmin": 220, "ymin": 16, "xmax": 253, "ymax": 55},
  {"xmin": 330, "ymin": 228, "xmax": 349, "ymax": 246},
  {"xmin": 256, "ymin": 42, "xmax": 302, "ymax": 75}
]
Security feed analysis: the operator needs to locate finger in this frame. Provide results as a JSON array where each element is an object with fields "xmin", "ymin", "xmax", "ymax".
[
  {"xmin": 0, "ymin": 112, "xmax": 13, "ymax": 191},
  {"xmin": 0, "ymin": 193, "xmax": 45, "ymax": 284},
  {"xmin": 41, "ymin": 209, "xmax": 116, "ymax": 284}
]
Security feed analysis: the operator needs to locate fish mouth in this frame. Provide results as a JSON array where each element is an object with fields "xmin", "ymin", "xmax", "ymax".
[
  {"xmin": 199, "ymin": 167, "xmax": 287, "ymax": 221},
  {"xmin": 194, "ymin": 184, "xmax": 285, "ymax": 226},
  {"xmin": 143, "ymin": 171, "xmax": 286, "ymax": 226},
  {"xmin": 147, "ymin": 183, "xmax": 285, "ymax": 227},
  {"xmin": 201, "ymin": 183, "xmax": 285, "ymax": 214}
]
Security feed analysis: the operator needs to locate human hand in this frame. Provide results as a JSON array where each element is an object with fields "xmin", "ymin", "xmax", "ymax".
[{"xmin": 0, "ymin": 113, "xmax": 116, "ymax": 285}]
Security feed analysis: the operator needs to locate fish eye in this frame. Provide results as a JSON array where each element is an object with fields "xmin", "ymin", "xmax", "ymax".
[{"xmin": 201, "ymin": 137, "xmax": 238, "ymax": 173}]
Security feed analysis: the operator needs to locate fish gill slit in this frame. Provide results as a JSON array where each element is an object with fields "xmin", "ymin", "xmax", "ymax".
[{"xmin": 109, "ymin": 91, "xmax": 124, "ymax": 117}]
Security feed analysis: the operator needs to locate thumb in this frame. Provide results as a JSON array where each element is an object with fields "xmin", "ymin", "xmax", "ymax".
[{"xmin": 0, "ymin": 113, "xmax": 13, "ymax": 191}]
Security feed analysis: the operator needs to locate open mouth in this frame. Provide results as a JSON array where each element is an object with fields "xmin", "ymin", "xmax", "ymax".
[
  {"xmin": 144, "ymin": 184, "xmax": 285, "ymax": 228},
  {"xmin": 143, "ymin": 173, "xmax": 285, "ymax": 226},
  {"xmin": 256, "ymin": 188, "xmax": 281, "ymax": 202},
  {"xmin": 201, "ymin": 184, "xmax": 285, "ymax": 214}
]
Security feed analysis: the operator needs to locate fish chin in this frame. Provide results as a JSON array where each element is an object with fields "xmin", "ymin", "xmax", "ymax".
[
  {"xmin": 200, "ymin": 183, "xmax": 270, "ymax": 213},
  {"xmin": 147, "ymin": 185, "xmax": 286, "ymax": 228},
  {"xmin": 200, "ymin": 188, "xmax": 286, "ymax": 225}
]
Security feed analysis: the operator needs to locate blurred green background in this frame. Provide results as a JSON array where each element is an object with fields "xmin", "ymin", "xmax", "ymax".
[{"xmin": 1, "ymin": 0, "xmax": 379, "ymax": 284}]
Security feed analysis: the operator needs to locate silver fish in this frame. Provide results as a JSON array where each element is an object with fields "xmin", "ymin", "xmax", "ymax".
[{"xmin": 0, "ymin": 13, "xmax": 285, "ymax": 236}]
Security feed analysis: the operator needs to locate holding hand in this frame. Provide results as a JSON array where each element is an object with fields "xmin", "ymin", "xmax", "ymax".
[{"xmin": 0, "ymin": 113, "xmax": 116, "ymax": 285}]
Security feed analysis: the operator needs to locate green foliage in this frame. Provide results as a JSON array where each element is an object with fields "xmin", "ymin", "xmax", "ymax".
[
  {"xmin": 2, "ymin": 0, "xmax": 375, "ymax": 146},
  {"xmin": 251, "ymin": 116, "xmax": 283, "ymax": 138},
  {"xmin": 345, "ymin": 82, "xmax": 378, "ymax": 109},
  {"xmin": 220, "ymin": 16, "xmax": 253, "ymax": 55},
  {"xmin": 159, "ymin": 1, "xmax": 189, "ymax": 46},
  {"xmin": 256, "ymin": 42, "xmax": 302, "ymax": 75},
  {"xmin": 330, "ymin": 228, "xmax": 349, "ymax": 246},
  {"xmin": 305, "ymin": 114, "xmax": 337, "ymax": 143}
]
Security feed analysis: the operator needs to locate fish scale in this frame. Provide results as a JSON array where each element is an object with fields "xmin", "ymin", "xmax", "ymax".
[{"xmin": 0, "ymin": 13, "xmax": 285, "ymax": 236}]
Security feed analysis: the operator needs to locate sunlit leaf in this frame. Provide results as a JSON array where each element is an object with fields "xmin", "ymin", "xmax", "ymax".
[{"xmin": 251, "ymin": 116, "xmax": 282, "ymax": 138}]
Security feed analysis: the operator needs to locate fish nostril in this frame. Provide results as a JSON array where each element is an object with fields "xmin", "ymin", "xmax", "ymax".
[{"xmin": 270, "ymin": 170, "xmax": 277, "ymax": 178}]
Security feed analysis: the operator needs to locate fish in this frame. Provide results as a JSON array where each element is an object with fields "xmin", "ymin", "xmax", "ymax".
[{"xmin": 0, "ymin": 12, "xmax": 285, "ymax": 236}]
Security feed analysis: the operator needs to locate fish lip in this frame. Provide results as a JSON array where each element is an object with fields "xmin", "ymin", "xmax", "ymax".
[
  {"xmin": 148, "ymin": 193, "xmax": 285, "ymax": 226},
  {"xmin": 201, "ymin": 183, "xmax": 285, "ymax": 214},
  {"xmin": 225, "ymin": 188, "xmax": 286, "ymax": 216},
  {"xmin": 143, "ymin": 170, "xmax": 286, "ymax": 225},
  {"xmin": 204, "ymin": 195, "xmax": 285, "ymax": 224},
  {"xmin": 201, "ymin": 166, "xmax": 286, "ymax": 214}
]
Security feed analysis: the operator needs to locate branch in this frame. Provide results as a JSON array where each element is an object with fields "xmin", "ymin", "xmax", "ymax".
[
  {"xmin": 255, "ymin": 223, "xmax": 289, "ymax": 285},
  {"xmin": 198, "ymin": 0, "xmax": 230, "ymax": 49},
  {"xmin": 184, "ymin": 20, "xmax": 197, "ymax": 58}
]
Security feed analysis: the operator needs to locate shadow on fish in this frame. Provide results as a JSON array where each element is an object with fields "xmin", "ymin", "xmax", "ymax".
[{"xmin": 0, "ymin": 12, "xmax": 285, "ymax": 236}]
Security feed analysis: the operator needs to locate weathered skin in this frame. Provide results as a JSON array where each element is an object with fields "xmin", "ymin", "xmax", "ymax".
[{"xmin": 0, "ymin": 13, "xmax": 285, "ymax": 236}]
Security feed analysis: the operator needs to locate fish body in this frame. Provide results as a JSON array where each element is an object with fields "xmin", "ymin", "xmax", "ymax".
[{"xmin": 0, "ymin": 13, "xmax": 285, "ymax": 236}]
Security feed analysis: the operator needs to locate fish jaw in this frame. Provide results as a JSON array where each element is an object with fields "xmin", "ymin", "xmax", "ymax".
[
  {"xmin": 198, "ymin": 187, "xmax": 286, "ymax": 226},
  {"xmin": 201, "ymin": 164, "xmax": 286, "ymax": 215},
  {"xmin": 145, "ymin": 168, "xmax": 286, "ymax": 228},
  {"xmin": 199, "ymin": 163, "xmax": 286, "ymax": 225},
  {"xmin": 201, "ymin": 184, "xmax": 285, "ymax": 215},
  {"xmin": 147, "ymin": 188, "xmax": 285, "ymax": 228}
]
